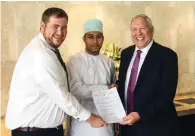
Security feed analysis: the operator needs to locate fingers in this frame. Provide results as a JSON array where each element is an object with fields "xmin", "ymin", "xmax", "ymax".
[
  {"xmin": 110, "ymin": 84, "xmax": 116, "ymax": 88},
  {"xmin": 87, "ymin": 114, "xmax": 108, "ymax": 128},
  {"xmin": 108, "ymin": 84, "xmax": 118, "ymax": 89},
  {"xmin": 99, "ymin": 117, "xmax": 108, "ymax": 127},
  {"xmin": 102, "ymin": 120, "xmax": 108, "ymax": 126},
  {"xmin": 119, "ymin": 114, "xmax": 135, "ymax": 125},
  {"xmin": 115, "ymin": 84, "xmax": 119, "ymax": 89}
]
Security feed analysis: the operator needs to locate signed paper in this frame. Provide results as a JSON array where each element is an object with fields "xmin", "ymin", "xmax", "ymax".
[{"xmin": 92, "ymin": 87, "xmax": 126, "ymax": 123}]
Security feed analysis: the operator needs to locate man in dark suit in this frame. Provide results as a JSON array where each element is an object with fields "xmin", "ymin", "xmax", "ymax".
[{"xmin": 117, "ymin": 14, "xmax": 180, "ymax": 136}]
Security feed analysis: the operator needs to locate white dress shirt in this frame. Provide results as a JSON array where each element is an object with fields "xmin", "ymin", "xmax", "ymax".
[
  {"xmin": 5, "ymin": 33, "xmax": 90, "ymax": 130},
  {"xmin": 124, "ymin": 40, "xmax": 153, "ymax": 110},
  {"xmin": 67, "ymin": 51, "xmax": 116, "ymax": 136}
]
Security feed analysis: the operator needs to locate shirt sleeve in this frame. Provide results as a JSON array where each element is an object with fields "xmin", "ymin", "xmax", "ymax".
[
  {"xmin": 67, "ymin": 57, "xmax": 108, "ymax": 101},
  {"xmin": 33, "ymin": 51, "xmax": 91, "ymax": 121}
]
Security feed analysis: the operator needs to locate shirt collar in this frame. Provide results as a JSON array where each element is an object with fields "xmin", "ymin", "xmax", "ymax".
[
  {"xmin": 135, "ymin": 40, "xmax": 153, "ymax": 54},
  {"xmin": 85, "ymin": 50, "xmax": 100, "ymax": 59},
  {"xmin": 38, "ymin": 33, "xmax": 56, "ymax": 51}
]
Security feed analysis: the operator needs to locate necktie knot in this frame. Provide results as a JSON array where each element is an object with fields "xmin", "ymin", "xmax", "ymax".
[
  {"xmin": 55, "ymin": 48, "xmax": 60, "ymax": 53},
  {"xmin": 52, "ymin": 48, "xmax": 60, "ymax": 55},
  {"xmin": 136, "ymin": 50, "xmax": 142, "ymax": 55},
  {"xmin": 51, "ymin": 48, "xmax": 64, "ymax": 67}
]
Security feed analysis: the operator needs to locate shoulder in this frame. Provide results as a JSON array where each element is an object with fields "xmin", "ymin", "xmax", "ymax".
[
  {"xmin": 69, "ymin": 51, "xmax": 84, "ymax": 61},
  {"xmin": 119, "ymin": 45, "xmax": 135, "ymax": 60},
  {"xmin": 99, "ymin": 54, "xmax": 115, "ymax": 64},
  {"xmin": 99, "ymin": 54, "xmax": 111, "ymax": 61},
  {"xmin": 152, "ymin": 42, "xmax": 177, "ymax": 60},
  {"xmin": 17, "ymin": 35, "xmax": 48, "ymax": 61},
  {"xmin": 121, "ymin": 45, "xmax": 135, "ymax": 54},
  {"xmin": 29, "ymin": 39, "xmax": 56, "ymax": 69},
  {"xmin": 98, "ymin": 54, "xmax": 115, "ymax": 70},
  {"xmin": 68, "ymin": 52, "xmax": 84, "ymax": 65}
]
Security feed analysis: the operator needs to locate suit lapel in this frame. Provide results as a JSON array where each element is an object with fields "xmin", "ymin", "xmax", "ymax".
[
  {"xmin": 119, "ymin": 46, "xmax": 135, "ymax": 104},
  {"xmin": 123, "ymin": 46, "xmax": 135, "ymax": 80},
  {"xmin": 135, "ymin": 42, "xmax": 157, "ymax": 88}
]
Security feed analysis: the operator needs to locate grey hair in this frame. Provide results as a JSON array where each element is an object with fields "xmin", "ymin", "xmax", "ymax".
[{"xmin": 131, "ymin": 14, "xmax": 153, "ymax": 29}]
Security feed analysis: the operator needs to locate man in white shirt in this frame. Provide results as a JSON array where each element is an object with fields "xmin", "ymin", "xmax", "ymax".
[
  {"xmin": 67, "ymin": 19, "xmax": 116, "ymax": 136},
  {"xmin": 5, "ymin": 7, "xmax": 107, "ymax": 136}
]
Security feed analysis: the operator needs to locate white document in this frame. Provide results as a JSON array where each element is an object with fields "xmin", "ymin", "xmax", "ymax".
[{"xmin": 92, "ymin": 87, "xmax": 126, "ymax": 123}]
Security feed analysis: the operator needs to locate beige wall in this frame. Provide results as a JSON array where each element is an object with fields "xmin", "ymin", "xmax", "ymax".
[{"xmin": 1, "ymin": 1, "xmax": 195, "ymax": 116}]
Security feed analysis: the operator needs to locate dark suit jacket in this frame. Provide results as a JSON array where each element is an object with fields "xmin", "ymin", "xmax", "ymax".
[{"xmin": 117, "ymin": 41, "xmax": 180, "ymax": 136}]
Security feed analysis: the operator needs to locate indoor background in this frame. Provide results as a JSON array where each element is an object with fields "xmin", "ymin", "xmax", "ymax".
[{"xmin": 1, "ymin": 1, "xmax": 195, "ymax": 119}]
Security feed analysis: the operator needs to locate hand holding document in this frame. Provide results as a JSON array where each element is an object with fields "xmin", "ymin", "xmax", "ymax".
[{"xmin": 92, "ymin": 87, "xmax": 126, "ymax": 123}]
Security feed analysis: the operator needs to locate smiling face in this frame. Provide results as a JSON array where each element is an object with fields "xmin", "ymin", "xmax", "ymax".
[
  {"xmin": 130, "ymin": 17, "xmax": 154, "ymax": 49},
  {"xmin": 83, "ymin": 31, "xmax": 104, "ymax": 56},
  {"xmin": 41, "ymin": 16, "xmax": 67, "ymax": 48}
]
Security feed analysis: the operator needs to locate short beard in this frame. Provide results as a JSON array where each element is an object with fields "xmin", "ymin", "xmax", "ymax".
[{"xmin": 42, "ymin": 28, "xmax": 59, "ymax": 49}]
